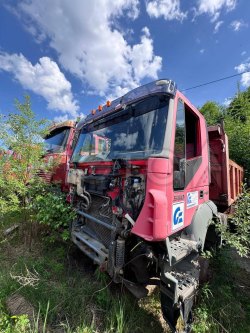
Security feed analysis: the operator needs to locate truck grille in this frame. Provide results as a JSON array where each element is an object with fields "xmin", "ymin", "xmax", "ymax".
[
  {"xmin": 81, "ymin": 194, "xmax": 113, "ymax": 248},
  {"xmin": 37, "ymin": 170, "xmax": 53, "ymax": 183}
]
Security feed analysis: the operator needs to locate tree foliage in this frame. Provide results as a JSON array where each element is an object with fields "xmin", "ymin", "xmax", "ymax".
[
  {"xmin": 35, "ymin": 190, "xmax": 76, "ymax": 241},
  {"xmin": 0, "ymin": 96, "xmax": 72, "ymax": 242},
  {"xmin": 217, "ymin": 186, "xmax": 250, "ymax": 257},
  {"xmin": 224, "ymin": 87, "xmax": 250, "ymax": 182},
  {"xmin": 200, "ymin": 88, "xmax": 250, "ymax": 182},
  {"xmin": 0, "ymin": 96, "xmax": 49, "ymax": 219},
  {"xmin": 227, "ymin": 86, "xmax": 250, "ymax": 122},
  {"xmin": 199, "ymin": 101, "xmax": 223, "ymax": 126},
  {"xmin": 224, "ymin": 117, "xmax": 250, "ymax": 180}
]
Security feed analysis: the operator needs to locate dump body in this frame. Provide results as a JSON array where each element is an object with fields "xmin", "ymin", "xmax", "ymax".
[{"xmin": 208, "ymin": 124, "xmax": 243, "ymax": 208}]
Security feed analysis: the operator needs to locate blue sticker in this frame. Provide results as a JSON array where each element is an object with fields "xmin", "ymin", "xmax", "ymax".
[
  {"xmin": 174, "ymin": 207, "xmax": 183, "ymax": 225},
  {"xmin": 186, "ymin": 191, "xmax": 198, "ymax": 209},
  {"xmin": 172, "ymin": 202, "xmax": 184, "ymax": 230}
]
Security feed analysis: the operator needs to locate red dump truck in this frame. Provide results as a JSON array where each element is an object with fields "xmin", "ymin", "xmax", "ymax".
[
  {"xmin": 67, "ymin": 79, "xmax": 243, "ymax": 333},
  {"xmin": 42, "ymin": 121, "xmax": 109, "ymax": 191},
  {"xmin": 42, "ymin": 120, "xmax": 76, "ymax": 191}
]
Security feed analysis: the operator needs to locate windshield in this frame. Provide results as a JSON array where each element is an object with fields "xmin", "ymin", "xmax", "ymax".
[
  {"xmin": 44, "ymin": 127, "xmax": 70, "ymax": 153},
  {"xmin": 72, "ymin": 94, "xmax": 169, "ymax": 163}
]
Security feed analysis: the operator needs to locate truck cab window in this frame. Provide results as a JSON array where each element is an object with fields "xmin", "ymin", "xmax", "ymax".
[
  {"xmin": 173, "ymin": 99, "xmax": 185, "ymax": 190},
  {"xmin": 44, "ymin": 127, "xmax": 70, "ymax": 153},
  {"xmin": 184, "ymin": 104, "xmax": 202, "ymax": 186},
  {"xmin": 173, "ymin": 100, "xmax": 202, "ymax": 190},
  {"xmin": 185, "ymin": 106, "xmax": 201, "ymax": 159}
]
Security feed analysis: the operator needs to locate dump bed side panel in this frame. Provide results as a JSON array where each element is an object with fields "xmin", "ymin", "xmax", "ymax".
[
  {"xmin": 208, "ymin": 124, "xmax": 243, "ymax": 208},
  {"xmin": 229, "ymin": 159, "xmax": 244, "ymax": 204}
]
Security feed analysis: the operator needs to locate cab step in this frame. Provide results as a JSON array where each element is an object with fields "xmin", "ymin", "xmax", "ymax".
[
  {"xmin": 160, "ymin": 253, "xmax": 200, "ymax": 333},
  {"xmin": 72, "ymin": 230, "xmax": 108, "ymax": 265},
  {"xmin": 167, "ymin": 237, "xmax": 199, "ymax": 266}
]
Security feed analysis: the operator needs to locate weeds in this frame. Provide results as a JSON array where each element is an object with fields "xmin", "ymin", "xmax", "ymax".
[
  {"xmin": 217, "ymin": 186, "xmax": 250, "ymax": 257},
  {"xmin": 193, "ymin": 248, "xmax": 250, "ymax": 333},
  {"xmin": 1, "ymin": 206, "xmax": 249, "ymax": 333},
  {"xmin": 35, "ymin": 190, "xmax": 76, "ymax": 242},
  {"xmin": 0, "ymin": 312, "xmax": 30, "ymax": 333},
  {"xmin": 0, "ymin": 228, "xmax": 166, "ymax": 333},
  {"xmin": 108, "ymin": 300, "xmax": 126, "ymax": 333}
]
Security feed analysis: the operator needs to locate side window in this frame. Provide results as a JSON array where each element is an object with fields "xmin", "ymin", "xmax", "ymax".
[
  {"xmin": 173, "ymin": 99, "xmax": 185, "ymax": 190},
  {"xmin": 173, "ymin": 99, "xmax": 202, "ymax": 190},
  {"xmin": 185, "ymin": 106, "xmax": 201, "ymax": 159}
]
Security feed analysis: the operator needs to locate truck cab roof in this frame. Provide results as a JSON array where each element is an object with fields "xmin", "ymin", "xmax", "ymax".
[{"xmin": 76, "ymin": 79, "xmax": 177, "ymax": 131}]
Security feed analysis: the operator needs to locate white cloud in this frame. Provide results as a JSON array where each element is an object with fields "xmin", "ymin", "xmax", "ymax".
[
  {"xmin": 146, "ymin": 0, "xmax": 186, "ymax": 21},
  {"xmin": 11, "ymin": 0, "xmax": 161, "ymax": 98},
  {"xmin": 241, "ymin": 51, "xmax": 247, "ymax": 56},
  {"xmin": 210, "ymin": 12, "xmax": 220, "ymax": 23},
  {"xmin": 241, "ymin": 72, "xmax": 250, "ymax": 87},
  {"xmin": 196, "ymin": 0, "xmax": 237, "ymax": 21},
  {"xmin": 235, "ymin": 61, "xmax": 250, "ymax": 87},
  {"xmin": 223, "ymin": 97, "xmax": 232, "ymax": 106},
  {"xmin": 130, "ymin": 28, "xmax": 162, "ymax": 81},
  {"xmin": 53, "ymin": 115, "xmax": 71, "ymax": 123},
  {"xmin": 230, "ymin": 20, "xmax": 248, "ymax": 31},
  {"xmin": 54, "ymin": 113, "xmax": 85, "ymax": 123},
  {"xmin": 235, "ymin": 62, "xmax": 249, "ymax": 72},
  {"xmin": 109, "ymin": 0, "xmax": 140, "ymax": 20},
  {"xmin": 141, "ymin": 26, "xmax": 150, "ymax": 37},
  {"xmin": 126, "ymin": 0, "xmax": 140, "ymax": 19},
  {"xmin": 0, "ymin": 53, "xmax": 79, "ymax": 117},
  {"xmin": 214, "ymin": 20, "xmax": 223, "ymax": 33},
  {"xmin": 200, "ymin": 49, "xmax": 205, "ymax": 54}
]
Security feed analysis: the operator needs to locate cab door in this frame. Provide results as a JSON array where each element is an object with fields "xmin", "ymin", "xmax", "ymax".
[{"xmin": 170, "ymin": 93, "xmax": 209, "ymax": 235}]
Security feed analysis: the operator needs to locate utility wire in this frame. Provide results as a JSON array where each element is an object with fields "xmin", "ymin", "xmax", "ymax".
[{"xmin": 181, "ymin": 70, "xmax": 250, "ymax": 92}]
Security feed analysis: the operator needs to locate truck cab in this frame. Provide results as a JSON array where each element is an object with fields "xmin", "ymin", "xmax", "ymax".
[
  {"xmin": 67, "ymin": 80, "xmax": 242, "ymax": 333},
  {"xmin": 43, "ymin": 120, "xmax": 75, "ymax": 191}
]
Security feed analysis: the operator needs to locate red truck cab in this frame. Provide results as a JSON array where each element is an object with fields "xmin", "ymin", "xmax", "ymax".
[
  {"xmin": 43, "ymin": 120, "xmax": 75, "ymax": 191},
  {"xmin": 67, "ymin": 80, "xmax": 243, "ymax": 332}
]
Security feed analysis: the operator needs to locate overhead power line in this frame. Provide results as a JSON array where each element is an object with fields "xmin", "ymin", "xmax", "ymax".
[{"xmin": 181, "ymin": 70, "xmax": 250, "ymax": 92}]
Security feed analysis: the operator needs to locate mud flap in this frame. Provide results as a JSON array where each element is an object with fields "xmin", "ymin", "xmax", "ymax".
[
  {"xmin": 161, "ymin": 293, "xmax": 193, "ymax": 333},
  {"xmin": 160, "ymin": 254, "xmax": 199, "ymax": 333}
]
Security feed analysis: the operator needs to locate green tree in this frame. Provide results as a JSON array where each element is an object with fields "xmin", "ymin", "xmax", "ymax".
[
  {"xmin": 218, "ymin": 186, "xmax": 250, "ymax": 257},
  {"xmin": 224, "ymin": 87, "xmax": 250, "ymax": 182},
  {"xmin": 0, "ymin": 96, "xmax": 74, "ymax": 244},
  {"xmin": 0, "ymin": 96, "xmax": 49, "ymax": 221},
  {"xmin": 227, "ymin": 86, "xmax": 250, "ymax": 122},
  {"xmin": 199, "ymin": 101, "xmax": 223, "ymax": 126},
  {"xmin": 200, "ymin": 89, "xmax": 250, "ymax": 183}
]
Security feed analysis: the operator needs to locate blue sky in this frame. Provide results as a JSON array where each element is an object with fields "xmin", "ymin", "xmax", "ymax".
[{"xmin": 0, "ymin": 0, "xmax": 250, "ymax": 122}]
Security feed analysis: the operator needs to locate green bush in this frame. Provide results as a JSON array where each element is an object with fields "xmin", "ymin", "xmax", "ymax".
[
  {"xmin": 0, "ymin": 96, "xmax": 50, "ymax": 221},
  {"xmin": 35, "ymin": 190, "xmax": 76, "ymax": 241},
  {"xmin": 217, "ymin": 186, "xmax": 250, "ymax": 257},
  {"xmin": 193, "ymin": 249, "xmax": 250, "ymax": 333}
]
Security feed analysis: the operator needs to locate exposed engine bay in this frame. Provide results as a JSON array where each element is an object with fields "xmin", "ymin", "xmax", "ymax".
[
  {"xmin": 68, "ymin": 160, "xmax": 154, "ymax": 283},
  {"xmin": 68, "ymin": 159, "xmax": 202, "ymax": 333}
]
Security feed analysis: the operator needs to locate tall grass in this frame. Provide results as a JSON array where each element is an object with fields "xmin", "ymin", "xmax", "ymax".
[
  {"xmin": 193, "ymin": 248, "xmax": 250, "ymax": 333},
  {"xmin": 0, "ymin": 229, "xmax": 167, "ymax": 333}
]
